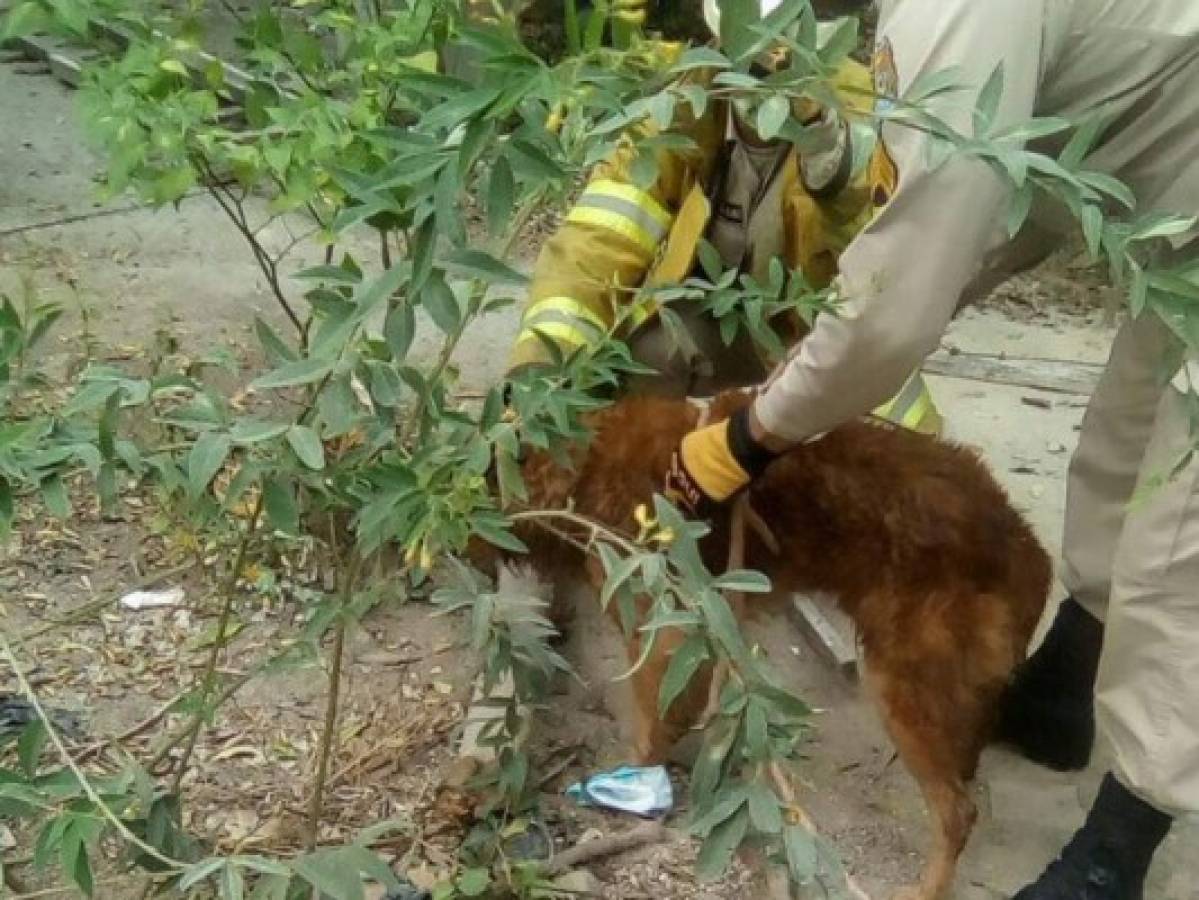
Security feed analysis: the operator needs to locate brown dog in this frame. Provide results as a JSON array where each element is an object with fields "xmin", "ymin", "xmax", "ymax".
[{"xmin": 510, "ymin": 390, "xmax": 1051, "ymax": 900}]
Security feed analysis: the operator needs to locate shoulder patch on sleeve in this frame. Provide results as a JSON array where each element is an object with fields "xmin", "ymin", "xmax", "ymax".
[{"xmin": 868, "ymin": 38, "xmax": 899, "ymax": 209}]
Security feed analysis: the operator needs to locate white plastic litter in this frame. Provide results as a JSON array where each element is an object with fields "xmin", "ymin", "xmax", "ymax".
[
  {"xmin": 565, "ymin": 765, "xmax": 673, "ymax": 818},
  {"xmin": 120, "ymin": 586, "xmax": 186, "ymax": 610}
]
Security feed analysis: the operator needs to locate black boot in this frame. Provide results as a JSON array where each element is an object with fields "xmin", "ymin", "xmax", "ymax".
[
  {"xmin": 1012, "ymin": 774, "xmax": 1172, "ymax": 899},
  {"xmin": 995, "ymin": 598, "xmax": 1104, "ymax": 770}
]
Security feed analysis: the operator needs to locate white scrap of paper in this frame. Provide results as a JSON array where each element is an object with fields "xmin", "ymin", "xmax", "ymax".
[{"xmin": 120, "ymin": 586, "xmax": 186, "ymax": 610}]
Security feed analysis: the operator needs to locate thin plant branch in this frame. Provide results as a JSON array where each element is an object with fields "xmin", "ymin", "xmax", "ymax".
[
  {"xmin": 0, "ymin": 635, "xmax": 184, "ymax": 871},
  {"xmin": 304, "ymin": 551, "xmax": 364, "ymax": 851},
  {"xmin": 165, "ymin": 491, "xmax": 265, "ymax": 791}
]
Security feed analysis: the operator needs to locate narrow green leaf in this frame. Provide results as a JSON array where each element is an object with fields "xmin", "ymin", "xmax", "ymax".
[
  {"xmin": 1076, "ymin": 170, "xmax": 1136, "ymax": 209},
  {"xmin": 458, "ymin": 118, "xmax": 496, "ymax": 180},
  {"xmin": 230, "ymin": 420, "xmax": 289, "ymax": 445},
  {"xmin": 712, "ymin": 569, "xmax": 771, "ymax": 593},
  {"xmin": 365, "ymin": 360, "xmax": 403, "ymax": 407},
  {"xmin": 903, "ymin": 66, "xmax": 968, "ymax": 104},
  {"xmin": 442, "ymin": 249, "xmax": 528, "ymax": 286},
  {"xmin": 219, "ymin": 862, "xmax": 245, "ymax": 900},
  {"xmin": 487, "ymin": 157, "xmax": 515, "ymax": 237},
  {"xmin": 745, "ymin": 699, "xmax": 769, "ymax": 760},
  {"xmin": 995, "ymin": 117, "xmax": 1072, "ymax": 144},
  {"xmin": 251, "ymin": 357, "xmax": 333, "ymax": 390},
  {"xmin": 600, "ymin": 551, "xmax": 641, "ymax": 608},
  {"xmin": 973, "ymin": 63, "xmax": 1004, "ymax": 135},
  {"xmin": 410, "ymin": 217, "xmax": 436, "ymax": 295},
  {"xmin": 40, "ymin": 475, "xmax": 71, "ymax": 519},
  {"xmin": 421, "ymin": 273, "xmax": 461, "ymax": 334},
  {"xmin": 670, "ymin": 46, "xmax": 732, "ymax": 72},
  {"xmin": 1059, "ymin": 112, "xmax": 1110, "ymax": 169},
  {"xmin": 384, "ymin": 300, "xmax": 416, "ymax": 362},
  {"xmin": 690, "ymin": 717, "xmax": 738, "ymax": 806},
  {"xmin": 354, "ymin": 260, "xmax": 411, "ymax": 316},
  {"xmin": 457, "ymin": 867, "xmax": 490, "ymax": 897},
  {"xmin": 816, "ymin": 13, "xmax": 858, "ymax": 65},
  {"xmin": 188, "ymin": 432, "xmax": 232, "ymax": 498},
  {"xmin": 293, "ymin": 264, "xmax": 362, "ymax": 285},
  {"xmin": 1006, "ymin": 185, "xmax": 1035, "ymax": 238},
  {"xmin": 1128, "ymin": 266, "xmax": 1149, "ymax": 318},
  {"xmin": 747, "ymin": 781, "xmax": 783, "ymax": 835},
  {"xmin": 699, "ymin": 590, "xmax": 754, "ymax": 669},
  {"xmin": 291, "ymin": 849, "xmax": 365, "ymax": 900},
  {"xmin": 472, "ymin": 517, "xmax": 528, "ymax": 553},
  {"xmin": 18, "ymin": 719, "xmax": 47, "ymax": 776},
  {"xmin": 263, "ymin": 478, "xmax": 299, "ymax": 535},
  {"xmin": 286, "ymin": 425, "xmax": 325, "ymax": 470},
  {"xmin": 658, "ymin": 634, "xmax": 709, "ymax": 717},
  {"xmin": 508, "ymin": 139, "xmax": 566, "ymax": 181},
  {"xmin": 254, "ymin": 317, "xmax": 298, "ymax": 364},
  {"xmin": 784, "ymin": 824, "xmax": 819, "ymax": 884},
  {"xmin": 1081, "ymin": 204, "xmax": 1105, "ymax": 259},
  {"xmin": 695, "ymin": 806, "xmax": 749, "ymax": 881},
  {"xmin": 1132, "ymin": 213, "xmax": 1198, "ymax": 241},
  {"xmin": 71, "ymin": 838, "xmax": 95, "ymax": 897},
  {"xmin": 419, "ymin": 87, "xmax": 501, "ymax": 132},
  {"xmin": 435, "ymin": 164, "xmax": 465, "ymax": 246},
  {"xmin": 495, "ymin": 445, "xmax": 526, "ymax": 505},
  {"xmin": 755, "ymin": 96, "xmax": 790, "ymax": 142}
]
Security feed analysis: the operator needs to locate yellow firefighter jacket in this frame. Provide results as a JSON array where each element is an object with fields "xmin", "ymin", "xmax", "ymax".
[{"xmin": 509, "ymin": 58, "xmax": 940, "ymax": 434}]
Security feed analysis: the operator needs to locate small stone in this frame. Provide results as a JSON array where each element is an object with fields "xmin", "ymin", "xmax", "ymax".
[{"xmin": 551, "ymin": 869, "xmax": 603, "ymax": 895}]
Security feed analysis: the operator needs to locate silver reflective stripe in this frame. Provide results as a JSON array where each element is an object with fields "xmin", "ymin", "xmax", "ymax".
[
  {"xmin": 879, "ymin": 372, "xmax": 925, "ymax": 420},
  {"xmin": 573, "ymin": 193, "xmax": 670, "ymax": 245},
  {"xmin": 523, "ymin": 309, "xmax": 605, "ymax": 340}
]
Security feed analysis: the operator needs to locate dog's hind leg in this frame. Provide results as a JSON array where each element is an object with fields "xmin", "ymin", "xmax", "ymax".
[
  {"xmin": 863, "ymin": 663, "xmax": 981, "ymax": 900},
  {"xmin": 624, "ymin": 621, "xmax": 714, "ymax": 764}
]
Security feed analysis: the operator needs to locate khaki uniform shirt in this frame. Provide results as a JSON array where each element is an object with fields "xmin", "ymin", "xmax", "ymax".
[{"xmin": 754, "ymin": 0, "xmax": 1199, "ymax": 442}]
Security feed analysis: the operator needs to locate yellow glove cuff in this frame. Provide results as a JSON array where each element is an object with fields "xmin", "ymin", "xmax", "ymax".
[{"xmin": 679, "ymin": 420, "xmax": 751, "ymax": 503}]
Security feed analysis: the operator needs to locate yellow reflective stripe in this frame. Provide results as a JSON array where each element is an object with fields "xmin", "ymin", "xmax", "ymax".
[
  {"xmin": 517, "ymin": 321, "xmax": 593, "ymax": 350},
  {"xmin": 522, "ymin": 296, "xmax": 607, "ymax": 333},
  {"xmin": 582, "ymin": 180, "xmax": 673, "ymax": 231},
  {"xmin": 566, "ymin": 206, "xmax": 658, "ymax": 255},
  {"xmin": 874, "ymin": 373, "xmax": 935, "ymax": 432},
  {"xmin": 566, "ymin": 179, "xmax": 674, "ymax": 255}
]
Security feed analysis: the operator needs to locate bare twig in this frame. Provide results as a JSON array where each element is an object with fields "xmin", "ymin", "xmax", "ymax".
[
  {"xmin": 146, "ymin": 669, "xmax": 256, "ymax": 772},
  {"xmin": 11, "ymin": 879, "xmax": 127, "ymax": 899},
  {"xmin": 195, "ymin": 156, "xmax": 305, "ymax": 337},
  {"xmin": 73, "ymin": 687, "xmax": 190, "ymax": 764},
  {"xmin": 304, "ymin": 552, "xmax": 363, "ymax": 851},
  {"xmin": 542, "ymin": 821, "xmax": 667, "ymax": 877},
  {"xmin": 163, "ymin": 492, "xmax": 265, "ymax": 790}
]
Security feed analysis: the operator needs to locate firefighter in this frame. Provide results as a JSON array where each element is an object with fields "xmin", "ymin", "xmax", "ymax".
[
  {"xmin": 506, "ymin": 0, "xmax": 942, "ymax": 434},
  {"xmin": 667, "ymin": 1, "xmax": 1199, "ymax": 897}
]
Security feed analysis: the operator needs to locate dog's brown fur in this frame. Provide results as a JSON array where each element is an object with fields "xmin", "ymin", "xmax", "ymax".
[{"xmin": 511, "ymin": 391, "xmax": 1051, "ymax": 900}]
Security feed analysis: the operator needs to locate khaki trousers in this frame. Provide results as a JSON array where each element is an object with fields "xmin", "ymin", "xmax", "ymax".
[{"xmin": 1062, "ymin": 311, "xmax": 1199, "ymax": 815}]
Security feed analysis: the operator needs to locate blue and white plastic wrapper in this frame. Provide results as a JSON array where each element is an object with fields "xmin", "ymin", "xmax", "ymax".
[{"xmin": 564, "ymin": 765, "xmax": 673, "ymax": 818}]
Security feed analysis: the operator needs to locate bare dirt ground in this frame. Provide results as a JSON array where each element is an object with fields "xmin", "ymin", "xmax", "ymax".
[{"xmin": 2, "ymin": 59, "xmax": 1196, "ymax": 900}]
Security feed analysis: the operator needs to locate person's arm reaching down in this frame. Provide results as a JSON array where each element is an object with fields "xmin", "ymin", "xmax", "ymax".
[{"xmin": 669, "ymin": 0, "xmax": 1047, "ymax": 508}]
